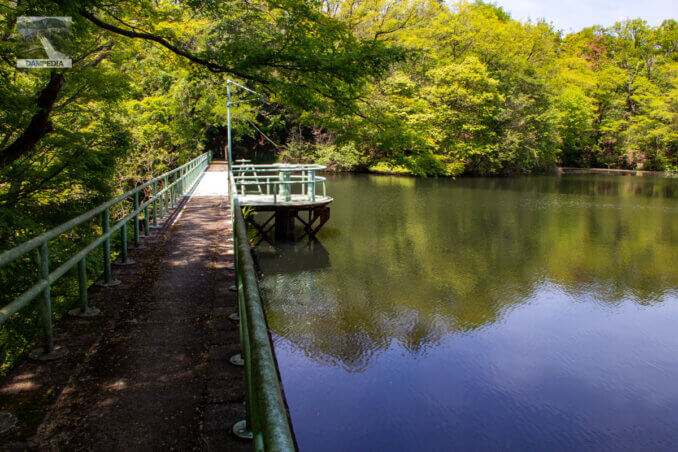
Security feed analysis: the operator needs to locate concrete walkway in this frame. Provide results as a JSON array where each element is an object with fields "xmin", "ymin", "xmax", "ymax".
[{"xmin": 0, "ymin": 161, "xmax": 248, "ymax": 450}]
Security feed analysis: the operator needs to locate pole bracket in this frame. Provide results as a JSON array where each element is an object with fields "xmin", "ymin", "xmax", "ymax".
[
  {"xmin": 28, "ymin": 345, "xmax": 68, "ymax": 361},
  {"xmin": 96, "ymin": 279, "xmax": 121, "ymax": 287},
  {"xmin": 229, "ymin": 353, "xmax": 244, "ymax": 367},
  {"xmin": 68, "ymin": 307, "xmax": 101, "ymax": 318},
  {"xmin": 232, "ymin": 419, "xmax": 253, "ymax": 440},
  {"xmin": 0, "ymin": 412, "xmax": 18, "ymax": 434}
]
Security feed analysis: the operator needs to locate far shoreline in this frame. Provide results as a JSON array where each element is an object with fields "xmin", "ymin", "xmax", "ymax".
[
  {"xmin": 559, "ymin": 167, "xmax": 676, "ymax": 177},
  {"xmin": 327, "ymin": 166, "xmax": 678, "ymax": 178}
]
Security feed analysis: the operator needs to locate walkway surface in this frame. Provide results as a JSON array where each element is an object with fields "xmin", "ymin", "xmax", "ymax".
[{"xmin": 0, "ymin": 161, "xmax": 249, "ymax": 450}]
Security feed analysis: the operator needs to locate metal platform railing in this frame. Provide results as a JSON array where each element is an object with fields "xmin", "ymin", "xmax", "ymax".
[
  {"xmin": 232, "ymin": 162, "xmax": 327, "ymax": 204},
  {"xmin": 0, "ymin": 152, "xmax": 212, "ymax": 360},
  {"xmin": 228, "ymin": 170, "xmax": 296, "ymax": 450}
]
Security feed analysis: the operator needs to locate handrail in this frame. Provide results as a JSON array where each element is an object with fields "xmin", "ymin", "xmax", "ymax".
[
  {"xmin": 233, "ymin": 163, "xmax": 325, "ymax": 170},
  {"xmin": 229, "ymin": 170, "xmax": 297, "ymax": 450},
  {"xmin": 0, "ymin": 151, "xmax": 212, "ymax": 357},
  {"xmin": 232, "ymin": 163, "xmax": 328, "ymax": 203}
]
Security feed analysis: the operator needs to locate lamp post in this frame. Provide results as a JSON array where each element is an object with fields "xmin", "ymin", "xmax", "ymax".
[{"xmin": 227, "ymin": 81, "xmax": 233, "ymax": 172}]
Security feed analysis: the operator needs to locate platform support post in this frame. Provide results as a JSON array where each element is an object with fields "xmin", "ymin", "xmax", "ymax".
[{"xmin": 274, "ymin": 207, "xmax": 296, "ymax": 241}]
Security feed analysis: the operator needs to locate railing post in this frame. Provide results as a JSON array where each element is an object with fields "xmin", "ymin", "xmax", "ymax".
[
  {"xmin": 133, "ymin": 191, "xmax": 141, "ymax": 247},
  {"xmin": 38, "ymin": 243, "xmax": 53, "ymax": 352},
  {"xmin": 152, "ymin": 181, "xmax": 159, "ymax": 227},
  {"xmin": 144, "ymin": 206, "xmax": 151, "ymax": 237},
  {"xmin": 279, "ymin": 170, "xmax": 291, "ymax": 202},
  {"xmin": 102, "ymin": 210, "xmax": 111, "ymax": 279},
  {"xmin": 78, "ymin": 258, "xmax": 87, "ymax": 309},
  {"xmin": 114, "ymin": 222, "xmax": 136, "ymax": 265},
  {"xmin": 311, "ymin": 170, "xmax": 316, "ymax": 202},
  {"xmin": 304, "ymin": 170, "xmax": 310, "ymax": 198},
  {"xmin": 164, "ymin": 176, "xmax": 169, "ymax": 211},
  {"xmin": 69, "ymin": 257, "xmax": 101, "ymax": 317},
  {"xmin": 169, "ymin": 181, "xmax": 173, "ymax": 208},
  {"xmin": 29, "ymin": 243, "xmax": 68, "ymax": 360},
  {"xmin": 172, "ymin": 173, "xmax": 178, "ymax": 206},
  {"xmin": 98, "ymin": 208, "xmax": 120, "ymax": 287},
  {"xmin": 115, "ymin": 221, "xmax": 135, "ymax": 266},
  {"xmin": 159, "ymin": 185, "xmax": 165, "ymax": 220},
  {"xmin": 121, "ymin": 223, "xmax": 129, "ymax": 261}
]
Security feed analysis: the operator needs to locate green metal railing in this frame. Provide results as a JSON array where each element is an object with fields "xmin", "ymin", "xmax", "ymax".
[
  {"xmin": 233, "ymin": 163, "xmax": 328, "ymax": 204},
  {"xmin": 0, "ymin": 151, "xmax": 212, "ymax": 359},
  {"xmin": 229, "ymin": 171, "xmax": 296, "ymax": 450}
]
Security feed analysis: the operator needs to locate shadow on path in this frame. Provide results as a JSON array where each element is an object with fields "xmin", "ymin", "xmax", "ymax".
[{"xmin": 0, "ymin": 162, "xmax": 248, "ymax": 450}]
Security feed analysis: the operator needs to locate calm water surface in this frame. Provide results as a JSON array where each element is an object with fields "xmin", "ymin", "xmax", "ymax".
[{"xmin": 254, "ymin": 173, "xmax": 678, "ymax": 451}]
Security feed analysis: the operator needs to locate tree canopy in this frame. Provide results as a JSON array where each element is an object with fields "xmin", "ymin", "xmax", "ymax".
[
  {"xmin": 0, "ymin": 0, "xmax": 677, "ymax": 231},
  {"xmin": 0, "ymin": 0, "xmax": 676, "ymax": 375},
  {"xmin": 280, "ymin": 1, "xmax": 677, "ymax": 176}
]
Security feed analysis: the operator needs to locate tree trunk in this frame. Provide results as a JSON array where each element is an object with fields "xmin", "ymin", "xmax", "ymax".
[{"xmin": 0, "ymin": 71, "xmax": 65, "ymax": 169}]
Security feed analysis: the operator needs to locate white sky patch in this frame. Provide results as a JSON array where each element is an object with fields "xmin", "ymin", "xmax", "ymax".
[{"xmin": 487, "ymin": 0, "xmax": 677, "ymax": 32}]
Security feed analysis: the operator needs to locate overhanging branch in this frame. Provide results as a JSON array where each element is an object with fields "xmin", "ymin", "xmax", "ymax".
[
  {"xmin": 80, "ymin": 10, "xmax": 266, "ymax": 84},
  {"xmin": 0, "ymin": 71, "xmax": 65, "ymax": 169}
]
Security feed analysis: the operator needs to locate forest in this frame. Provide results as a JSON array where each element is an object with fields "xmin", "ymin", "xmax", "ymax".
[
  {"xmin": 0, "ymin": 1, "xmax": 676, "ymax": 370},
  {"xmin": 2, "ymin": 0, "xmax": 678, "ymax": 221}
]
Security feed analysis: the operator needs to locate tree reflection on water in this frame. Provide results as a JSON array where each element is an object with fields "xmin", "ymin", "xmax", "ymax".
[{"xmin": 256, "ymin": 173, "xmax": 678, "ymax": 371}]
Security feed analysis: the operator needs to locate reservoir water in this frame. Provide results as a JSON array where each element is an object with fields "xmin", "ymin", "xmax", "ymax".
[{"xmin": 254, "ymin": 173, "xmax": 678, "ymax": 451}]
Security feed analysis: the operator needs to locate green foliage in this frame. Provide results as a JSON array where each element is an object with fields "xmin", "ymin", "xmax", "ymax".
[
  {"xmin": 0, "ymin": 0, "xmax": 677, "ymax": 373},
  {"xmin": 0, "ymin": 0, "xmax": 405, "ymax": 373},
  {"xmin": 314, "ymin": 143, "xmax": 366, "ymax": 172},
  {"xmin": 280, "ymin": 142, "xmax": 367, "ymax": 172},
  {"xmin": 275, "ymin": 1, "xmax": 676, "ymax": 176}
]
